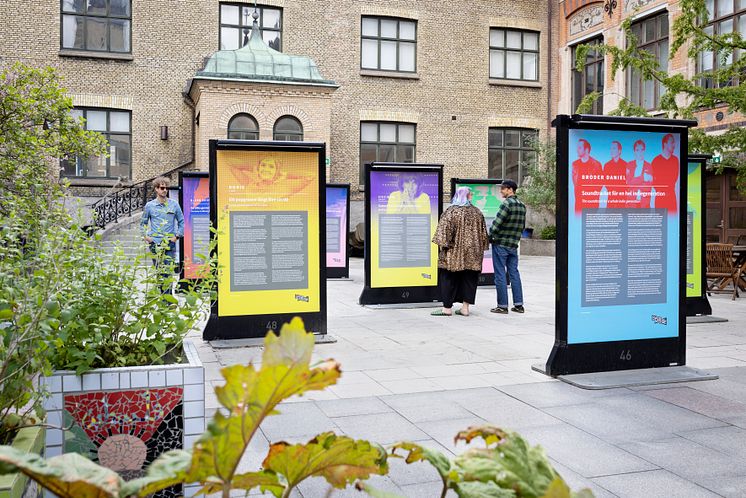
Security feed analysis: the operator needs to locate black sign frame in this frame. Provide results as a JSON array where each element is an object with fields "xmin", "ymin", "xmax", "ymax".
[
  {"xmin": 325, "ymin": 183, "xmax": 351, "ymax": 279},
  {"xmin": 685, "ymin": 155, "xmax": 713, "ymax": 316},
  {"xmin": 545, "ymin": 114, "xmax": 696, "ymax": 376},
  {"xmin": 178, "ymin": 171, "xmax": 209, "ymax": 283},
  {"xmin": 359, "ymin": 162, "xmax": 443, "ymax": 305},
  {"xmin": 204, "ymin": 140, "xmax": 327, "ymax": 340},
  {"xmin": 450, "ymin": 178, "xmax": 504, "ymax": 286}
]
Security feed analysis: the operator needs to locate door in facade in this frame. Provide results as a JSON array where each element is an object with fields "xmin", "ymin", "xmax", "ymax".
[{"xmin": 705, "ymin": 169, "xmax": 746, "ymax": 243}]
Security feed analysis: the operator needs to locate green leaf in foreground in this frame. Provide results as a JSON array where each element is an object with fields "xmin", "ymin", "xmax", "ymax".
[
  {"xmin": 0, "ymin": 446, "xmax": 122, "ymax": 498},
  {"xmin": 263, "ymin": 432, "xmax": 388, "ymax": 494}
]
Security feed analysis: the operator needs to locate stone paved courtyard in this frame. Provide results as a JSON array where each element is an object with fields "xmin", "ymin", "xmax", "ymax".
[{"xmin": 187, "ymin": 255, "xmax": 746, "ymax": 497}]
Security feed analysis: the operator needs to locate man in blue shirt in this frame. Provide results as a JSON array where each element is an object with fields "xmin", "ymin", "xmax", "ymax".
[{"xmin": 140, "ymin": 176, "xmax": 184, "ymax": 279}]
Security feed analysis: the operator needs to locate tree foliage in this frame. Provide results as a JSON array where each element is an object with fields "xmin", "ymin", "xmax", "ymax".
[
  {"xmin": 519, "ymin": 138, "xmax": 557, "ymax": 218},
  {"xmin": 574, "ymin": 0, "xmax": 746, "ymax": 190}
]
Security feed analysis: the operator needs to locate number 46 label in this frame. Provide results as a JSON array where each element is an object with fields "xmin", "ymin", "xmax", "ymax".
[{"xmin": 620, "ymin": 350, "xmax": 632, "ymax": 361}]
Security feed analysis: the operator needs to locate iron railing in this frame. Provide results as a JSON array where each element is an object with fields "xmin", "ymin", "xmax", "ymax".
[{"xmin": 90, "ymin": 164, "xmax": 191, "ymax": 230}]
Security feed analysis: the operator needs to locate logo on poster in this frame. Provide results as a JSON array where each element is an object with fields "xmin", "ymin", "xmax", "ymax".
[
  {"xmin": 295, "ymin": 294, "xmax": 310, "ymax": 302},
  {"xmin": 651, "ymin": 314, "xmax": 668, "ymax": 325}
]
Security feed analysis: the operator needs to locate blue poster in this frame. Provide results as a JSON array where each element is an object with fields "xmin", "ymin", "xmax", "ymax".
[{"xmin": 567, "ymin": 128, "xmax": 681, "ymax": 344}]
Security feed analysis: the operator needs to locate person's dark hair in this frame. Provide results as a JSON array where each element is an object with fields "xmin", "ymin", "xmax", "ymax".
[
  {"xmin": 398, "ymin": 173, "xmax": 422, "ymax": 197},
  {"xmin": 633, "ymin": 139, "xmax": 646, "ymax": 151},
  {"xmin": 578, "ymin": 138, "xmax": 591, "ymax": 153},
  {"xmin": 501, "ymin": 179, "xmax": 518, "ymax": 192}
]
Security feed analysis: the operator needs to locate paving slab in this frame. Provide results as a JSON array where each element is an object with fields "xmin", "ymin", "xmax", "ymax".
[
  {"xmin": 192, "ymin": 255, "xmax": 746, "ymax": 497},
  {"xmin": 521, "ymin": 423, "xmax": 658, "ymax": 478},
  {"xmin": 591, "ymin": 469, "xmax": 720, "ymax": 498}
]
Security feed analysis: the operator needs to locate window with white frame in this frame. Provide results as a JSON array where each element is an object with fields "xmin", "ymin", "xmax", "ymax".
[
  {"xmin": 219, "ymin": 3, "xmax": 282, "ymax": 50},
  {"xmin": 359, "ymin": 122, "xmax": 416, "ymax": 183},
  {"xmin": 572, "ymin": 37, "xmax": 604, "ymax": 114},
  {"xmin": 273, "ymin": 116, "xmax": 303, "ymax": 141},
  {"xmin": 627, "ymin": 12, "xmax": 669, "ymax": 110},
  {"xmin": 698, "ymin": 0, "xmax": 746, "ymax": 88},
  {"xmin": 360, "ymin": 17, "xmax": 417, "ymax": 72},
  {"xmin": 489, "ymin": 28, "xmax": 539, "ymax": 81},
  {"xmin": 61, "ymin": 108, "xmax": 131, "ymax": 179},
  {"xmin": 61, "ymin": 0, "xmax": 131, "ymax": 53},
  {"xmin": 227, "ymin": 113, "xmax": 259, "ymax": 140},
  {"xmin": 488, "ymin": 128, "xmax": 537, "ymax": 185}
]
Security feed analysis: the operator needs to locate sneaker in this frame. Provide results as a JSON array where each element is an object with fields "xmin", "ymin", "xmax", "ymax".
[
  {"xmin": 511, "ymin": 305, "xmax": 525, "ymax": 313},
  {"xmin": 490, "ymin": 307, "xmax": 509, "ymax": 314}
]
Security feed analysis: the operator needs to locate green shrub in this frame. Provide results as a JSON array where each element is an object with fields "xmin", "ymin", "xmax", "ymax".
[{"xmin": 540, "ymin": 225, "xmax": 557, "ymax": 240}]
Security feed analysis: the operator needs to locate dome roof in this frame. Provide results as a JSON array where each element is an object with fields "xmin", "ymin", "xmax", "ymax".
[{"xmin": 195, "ymin": 17, "xmax": 336, "ymax": 87}]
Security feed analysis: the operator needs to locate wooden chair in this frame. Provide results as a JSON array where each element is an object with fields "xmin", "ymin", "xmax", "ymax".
[{"xmin": 706, "ymin": 243, "xmax": 741, "ymax": 300}]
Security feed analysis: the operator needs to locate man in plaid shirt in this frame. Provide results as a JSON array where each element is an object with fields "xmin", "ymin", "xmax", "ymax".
[{"xmin": 488, "ymin": 180, "xmax": 526, "ymax": 314}]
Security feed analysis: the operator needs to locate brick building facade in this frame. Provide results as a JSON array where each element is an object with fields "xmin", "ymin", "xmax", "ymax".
[
  {"xmin": 555, "ymin": 0, "xmax": 746, "ymax": 243},
  {"xmin": 0, "ymin": 0, "xmax": 554, "ymax": 207}
]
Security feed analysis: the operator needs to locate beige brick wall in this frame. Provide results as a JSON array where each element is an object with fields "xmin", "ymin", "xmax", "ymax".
[
  {"xmin": 1, "ymin": 0, "xmax": 552, "ymax": 197},
  {"xmin": 190, "ymin": 80, "xmax": 334, "ymax": 170}
]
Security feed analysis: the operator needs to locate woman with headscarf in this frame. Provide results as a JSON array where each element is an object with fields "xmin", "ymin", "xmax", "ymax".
[{"xmin": 431, "ymin": 186, "xmax": 489, "ymax": 316}]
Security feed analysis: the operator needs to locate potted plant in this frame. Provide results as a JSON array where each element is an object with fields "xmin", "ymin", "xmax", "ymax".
[
  {"xmin": 0, "ymin": 62, "xmax": 110, "ymax": 497},
  {"xmin": 0, "ymin": 62, "xmax": 217, "ymax": 494}
]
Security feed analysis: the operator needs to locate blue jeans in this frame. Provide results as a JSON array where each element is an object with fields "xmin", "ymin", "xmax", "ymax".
[
  {"xmin": 492, "ymin": 244, "xmax": 523, "ymax": 309},
  {"xmin": 150, "ymin": 241, "xmax": 176, "ymax": 293}
]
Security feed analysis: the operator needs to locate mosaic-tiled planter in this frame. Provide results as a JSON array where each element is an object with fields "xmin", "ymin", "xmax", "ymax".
[{"xmin": 42, "ymin": 340, "xmax": 204, "ymax": 498}]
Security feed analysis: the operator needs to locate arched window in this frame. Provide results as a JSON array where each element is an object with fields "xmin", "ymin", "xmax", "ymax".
[
  {"xmin": 273, "ymin": 116, "xmax": 303, "ymax": 141},
  {"xmin": 227, "ymin": 113, "xmax": 259, "ymax": 140}
]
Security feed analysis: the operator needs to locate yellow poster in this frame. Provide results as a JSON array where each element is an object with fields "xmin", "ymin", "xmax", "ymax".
[{"xmin": 216, "ymin": 149, "xmax": 320, "ymax": 316}]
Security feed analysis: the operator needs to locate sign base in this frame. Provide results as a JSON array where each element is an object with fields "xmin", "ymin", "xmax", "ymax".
[
  {"xmin": 359, "ymin": 286, "xmax": 439, "ymax": 306},
  {"xmin": 685, "ymin": 296, "xmax": 713, "ymax": 317},
  {"xmin": 204, "ymin": 312, "xmax": 327, "ymax": 341},
  {"xmin": 533, "ymin": 363, "xmax": 718, "ymax": 389},
  {"xmin": 209, "ymin": 333, "xmax": 337, "ymax": 349},
  {"xmin": 686, "ymin": 315, "xmax": 728, "ymax": 324}
]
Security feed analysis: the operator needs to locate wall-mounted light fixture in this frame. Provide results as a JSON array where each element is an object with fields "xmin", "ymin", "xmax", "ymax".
[{"xmin": 160, "ymin": 125, "xmax": 169, "ymax": 140}]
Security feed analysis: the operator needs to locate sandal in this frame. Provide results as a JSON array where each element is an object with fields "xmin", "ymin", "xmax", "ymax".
[
  {"xmin": 431, "ymin": 310, "xmax": 452, "ymax": 316},
  {"xmin": 455, "ymin": 309, "xmax": 469, "ymax": 316}
]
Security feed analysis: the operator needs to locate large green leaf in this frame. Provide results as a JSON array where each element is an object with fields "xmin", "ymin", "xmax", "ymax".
[
  {"xmin": 0, "ymin": 446, "xmax": 122, "ymax": 498},
  {"xmin": 355, "ymin": 481, "xmax": 407, "ymax": 498},
  {"xmin": 186, "ymin": 318, "xmax": 341, "ymax": 488},
  {"xmin": 120, "ymin": 450, "xmax": 191, "ymax": 497},
  {"xmin": 195, "ymin": 470, "xmax": 282, "ymax": 496},
  {"xmin": 452, "ymin": 427, "xmax": 559, "ymax": 498},
  {"xmin": 262, "ymin": 432, "xmax": 388, "ymax": 494},
  {"xmin": 454, "ymin": 480, "xmax": 516, "ymax": 498},
  {"xmin": 390, "ymin": 441, "xmax": 452, "ymax": 480}
]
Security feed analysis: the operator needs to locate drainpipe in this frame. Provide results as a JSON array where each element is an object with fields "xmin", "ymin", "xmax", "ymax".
[
  {"xmin": 547, "ymin": 0, "xmax": 554, "ymax": 133},
  {"xmin": 182, "ymin": 90, "xmax": 196, "ymax": 170}
]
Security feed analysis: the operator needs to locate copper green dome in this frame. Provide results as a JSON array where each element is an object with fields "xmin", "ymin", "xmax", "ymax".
[{"xmin": 195, "ymin": 18, "xmax": 336, "ymax": 87}]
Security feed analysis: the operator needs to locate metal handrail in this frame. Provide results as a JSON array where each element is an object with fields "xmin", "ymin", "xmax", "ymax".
[{"xmin": 90, "ymin": 163, "xmax": 193, "ymax": 230}]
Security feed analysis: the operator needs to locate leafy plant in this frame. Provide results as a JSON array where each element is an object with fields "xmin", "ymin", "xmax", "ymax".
[
  {"xmin": 387, "ymin": 426, "xmax": 593, "ymax": 498},
  {"xmin": 0, "ymin": 318, "xmax": 389, "ymax": 498},
  {"xmin": 573, "ymin": 0, "xmax": 746, "ymax": 191},
  {"xmin": 49, "ymin": 234, "xmax": 217, "ymax": 374},
  {"xmin": 519, "ymin": 139, "xmax": 557, "ymax": 218},
  {"xmin": 540, "ymin": 225, "xmax": 557, "ymax": 241},
  {"xmin": 0, "ymin": 63, "xmax": 108, "ymax": 442}
]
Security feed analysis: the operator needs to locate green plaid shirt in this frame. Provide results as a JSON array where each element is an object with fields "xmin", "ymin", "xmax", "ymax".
[{"xmin": 489, "ymin": 195, "xmax": 526, "ymax": 249}]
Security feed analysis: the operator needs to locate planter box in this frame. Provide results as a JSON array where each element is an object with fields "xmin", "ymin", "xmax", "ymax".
[
  {"xmin": 0, "ymin": 425, "xmax": 45, "ymax": 498},
  {"xmin": 41, "ymin": 340, "xmax": 204, "ymax": 498},
  {"xmin": 520, "ymin": 238, "xmax": 556, "ymax": 256}
]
